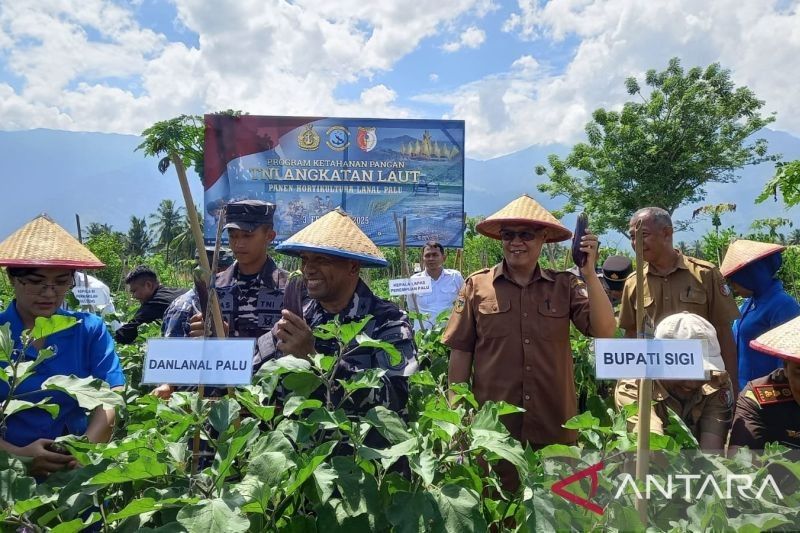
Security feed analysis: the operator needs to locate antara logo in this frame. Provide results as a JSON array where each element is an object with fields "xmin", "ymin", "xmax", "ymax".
[{"xmin": 551, "ymin": 461, "xmax": 785, "ymax": 516}]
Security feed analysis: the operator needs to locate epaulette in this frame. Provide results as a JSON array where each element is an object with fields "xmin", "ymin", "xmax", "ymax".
[
  {"xmin": 684, "ymin": 256, "xmax": 716, "ymax": 270},
  {"xmin": 752, "ymin": 383, "xmax": 794, "ymax": 406},
  {"xmin": 466, "ymin": 268, "xmax": 491, "ymax": 280}
]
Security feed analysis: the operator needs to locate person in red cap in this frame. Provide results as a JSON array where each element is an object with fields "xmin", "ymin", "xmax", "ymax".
[
  {"xmin": 0, "ymin": 215, "xmax": 124, "ymax": 478},
  {"xmin": 729, "ymin": 316, "xmax": 800, "ymax": 451}
]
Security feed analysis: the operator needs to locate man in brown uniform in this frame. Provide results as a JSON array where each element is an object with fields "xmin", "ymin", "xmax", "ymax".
[
  {"xmin": 729, "ymin": 316, "xmax": 800, "ymax": 451},
  {"xmin": 443, "ymin": 195, "xmax": 616, "ymax": 465},
  {"xmin": 615, "ymin": 312, "xmax": 733, "ymax": 449},
  {"xmin": 618, "ymin": 207, "xmax": 740, "ymax": 393}
]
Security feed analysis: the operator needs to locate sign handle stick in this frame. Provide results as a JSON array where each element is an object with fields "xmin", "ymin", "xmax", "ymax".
[
  {"xmin": 394, "ymin": 214, "xmax": 424, "ymax": 332},
  {"xmin": 634, "ymin": 219, "xmax": 652, "ymax": 524}
]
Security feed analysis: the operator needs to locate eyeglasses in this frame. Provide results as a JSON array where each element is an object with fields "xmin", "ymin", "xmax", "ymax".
[
  {"xmin": 16, "ymin": 277, "xmax": 75, "ymax": 295},
  {"xmin": 499, "ymin": 229, "xmax": 539, "ymax": 242}
]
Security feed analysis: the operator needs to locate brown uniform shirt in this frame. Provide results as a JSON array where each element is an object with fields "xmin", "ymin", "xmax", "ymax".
[
  {"xmin": 614, "ymin": 372, "xmax": 733, "ymax": 438},
  {"xmin": 618, "ymin": 252, "xmax": 739, "ymax": 335},
  {"xmin": 443, "ymin": 262, "xmax": 594, "ymax": 445},
  {"xmin": 729, "ymin": 368, "xmax": 800, "ymax": 449}
]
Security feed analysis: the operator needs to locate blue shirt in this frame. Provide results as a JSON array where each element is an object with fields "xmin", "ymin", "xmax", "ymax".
[
  {"xmin": 0, "ymin": 302, "xmax": 125, "ymax": 447},
  {"xmin": 733, "ymin": 280, "xmax": 800, "ymax": 390}
]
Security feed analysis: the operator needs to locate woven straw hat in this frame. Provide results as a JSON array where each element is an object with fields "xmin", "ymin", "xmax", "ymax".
[
  {"xmin": 276, "ymin": 208, "xmax": 387, "ymax": 267},
  {"xmin": 0, "ymin": 214, "xmax": 104, "ymax": 269},
  {"xmin": 720, "ymin": 239, "xmax": 784, "ymax": 277},
  {"xmin": 476, "ymin": 194, "xmax": 572, "ymax": 242},
  {"xmin": 749, "ymin": 315, "xmax": 800, "ymax": 363}
]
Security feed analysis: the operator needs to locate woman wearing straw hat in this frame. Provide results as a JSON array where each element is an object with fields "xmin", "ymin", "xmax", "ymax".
[
  {"xmin": 0, "ymin": 215, "xmax": 125, "ymax": 477},
  {"xmin": 442, "ymin": 194, "xmax": 615, "ymax": 487},
  {"xmin": 721, "ymin": 239, "xmax": 800, "ymax": 391},
  {"xmin": 729, "ymin": 316, "xmax": 800, "ymax": 451}
]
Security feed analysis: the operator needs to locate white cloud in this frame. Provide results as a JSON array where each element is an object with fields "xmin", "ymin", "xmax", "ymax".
[
  {"xmin": 442, "ymin": 26, "xmax": 486, "ymax": 52},
  {"xmin": 0, "ymin": 0, "xmax": 486, "ymax": 133},
  {"xmin": 429, "ymin": 73, "xmax": 439, "ymax": 82},
  {"xmin": 424, "ymin": 0, "xmax": 800, "ymax": 158}
]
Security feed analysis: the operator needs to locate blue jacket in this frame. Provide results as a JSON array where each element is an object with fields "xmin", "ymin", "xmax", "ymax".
[{"xmin": 0, "ymin": 302, "xmax": 125, "ymax": 447}]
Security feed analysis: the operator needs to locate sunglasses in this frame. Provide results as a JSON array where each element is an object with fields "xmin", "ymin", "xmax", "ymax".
[{"xmin": 499, "ymin": 229, "xmax": 540, "ymax": 242}]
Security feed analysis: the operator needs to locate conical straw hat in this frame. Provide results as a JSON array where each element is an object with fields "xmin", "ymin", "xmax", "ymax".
[
  {"xmin": 276, "ymin": 208, "xmax": 387, "ymax": 267},
  {"xmin": 0, "ymin": 214, "xmax": 104, "ymax": 269},
  {"xmin": 476, "ymin": 194, "xmax": 572, "ymax": 242},
  {"xmin": 749, "ymin": 315, "xmax": 800, "ymax": 364},
  {"xmin": 720, "ymin": 239, "xmax": 784, "ymax": 277}
]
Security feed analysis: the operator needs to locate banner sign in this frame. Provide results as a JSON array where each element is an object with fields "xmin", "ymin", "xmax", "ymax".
[
  {"xmin": 203, "ymin": 115, "xmax": 465, "ymax": 247},
  {"xmin": 72, "ymin": 287, "xmax": 102, "ymax": 306},
  {"xmin": 594, "ymin": 338, "xmax": 705, "ymax": 380},
  {"xmin": 142, "ymin": 338, "xmax": 255, "ymax": 386},
  {"xmin": 389, "ymin": 277, "xmax": 432, "ymax": 296}
]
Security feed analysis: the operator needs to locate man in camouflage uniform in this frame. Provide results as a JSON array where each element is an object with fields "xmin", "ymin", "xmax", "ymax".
[
  {"xmin": 189, "ymin": 200, "xmax": 288, "ymax": 338},
  {"xmin": 255, "ymin": 208, "xmax": 417, "ymax": 415},
  {"xmin": 729, "ymin": 316, "xmax": 800, "ymax": 451}
]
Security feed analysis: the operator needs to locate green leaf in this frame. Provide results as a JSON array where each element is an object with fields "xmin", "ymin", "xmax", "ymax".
[
  {"xmin": 4, "ymin": 398, "xmax": 59, "ymax": 418},
  {"xmin": 283, "ymin": 372, "xmax": 323, "ymax": 397},
  {"xmin": 727, "ymin": 512, "xmax": 793, "ymax": 532},
  {"xmin": 0, "ymin": 322, "xmax": 12, "ymax": 362},
  {"xmin": 88, "ymin": 454, "xmax": 168, "ymax": 485},
  {"xmin": 408, "ymin": 449, "xmax": 436, "ymax": 486},
  {"xmin": 339, "ymin": 316, "xmax": 372, "ymax": 345},
  {"xmin": 106, "ymin": 497, "xmax": 200, "ymax": 522},
  {"xmin": 285, "ymin": 441, "xmax": 337, "ymax": 497},
  {"xmin": 470, "ymin": 402, "xmax": 526, "ymax": 470},
  {"xmin": 337, "ymin": 368, "xmax": 386, "ymax": 394},
  {"xmin": 386, "ymin": 491, "xmax": 437, "ymax": 533},
  {"xmin": 0, "ymin": 467, "xmax": 36, "ymax": 508},
  {"xmin": 431, "ymin": 484, "xmax": 487, "ymax": 533},
  {"xmin": 176, "ymin": 499, "xmax": 250, "ymax": 533},
  {"xmin": 283, "ymin": 396, "xmax": 322, "ymax": 416},
  {"xmin": 311, "ymin": 462, "xmax": 337, "ymax": 505},
  {"xmin": 563, "ymin": 411, "xmax": 601, "ymax": 430},
  {"xmin": 354, "ymin": 334, "xmax": 401, "ymax": 366},
  {"xmin": 364, "ymin": 406, "xmax": 412, "ymax": 444},
  {"xmin": 330, "ymin": 456, "xmax": 382, "ymax": 523},
  {"xmin": 213, "ymin": 420, "xmax": 259, "ymax": 490},
  {"xmin": 248, "ymin": 451, "xmax": 292, "ymax": 486},
  {"xmin": 358, "ymin": 438, "xmax": 418, "ymax": 470},
  {"xmin": 236, "ymin": 389, "xmax": 276, "ymax": 423},
  {"xmin": 209, "ymin": 398, "xmax": 241, "ymax": 434},
  {"xmin": 30, "ymin": 315, "xmax": 78, "ymax": 340},
  {"xmin": 42, "ymin": 375, "xmax": 123, "ymax": 410}
]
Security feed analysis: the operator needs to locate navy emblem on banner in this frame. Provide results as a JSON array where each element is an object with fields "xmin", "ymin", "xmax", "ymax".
[
  {"xmin": 325, "ymin": 126, "xmax": 350, "ymax": 151},
  {"xmin": 357, "ymin": 127, "xmax": 377, "ymax": 152},
  {"xmin": 297, "ymin": 124, "xmax": 320, "ymax": 151}
]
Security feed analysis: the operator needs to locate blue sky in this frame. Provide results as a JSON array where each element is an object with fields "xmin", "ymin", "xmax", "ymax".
[{"xmin": 1, "ymin": 0, "xmax": 798, "ymax": 159}]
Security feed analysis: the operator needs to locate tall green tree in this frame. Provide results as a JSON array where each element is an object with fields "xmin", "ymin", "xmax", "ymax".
[
  {"xmin": 757, "ymin": 160, "xmax": 800, "ymax": 209},
  {"xmin": 149, "ymin": 199, "xmax": 184, "ymax": 264},
  {"xmin": 84, "ymin": 222, "xmax": 113, "ymax": 239},
  {"xmin": 126, "ymin": 216, "xmax": 152, "ymax": 257},
  {"xmin": 536, "ymin": 57, "xmax": 776, "ymax": 234}
]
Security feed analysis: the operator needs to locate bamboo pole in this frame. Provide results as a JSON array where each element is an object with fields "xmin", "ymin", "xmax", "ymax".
[
  {"xmin": 634, "ymin": 219, "xmax": 652, "ymax": 524},
  {"xmin": 394, "ymin": 214, "xmax": 425, "ymax": 332}
]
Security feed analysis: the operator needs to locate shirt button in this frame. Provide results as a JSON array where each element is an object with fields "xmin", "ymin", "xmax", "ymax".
[
  {"xmin": 524, "ymin": 339, "xmax": 530, "ymax": 344},
  {"xmin": 525, "ymin": 394, "xmax": 531, "ymax": 400},
  {"xmin": 493, "ymin": 305, "xmax": 497, "ymax": 310},
  {"xmin": 522, "ymin": 312, "xmax": 528, "ymax": 318},
  {"xmin": 526, "ymin": 365, "xmax": 531, "ymax": 371}
]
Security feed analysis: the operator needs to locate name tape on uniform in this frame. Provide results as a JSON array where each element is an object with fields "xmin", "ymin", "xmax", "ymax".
[
  {"xmin": 72, "ymin": 287, "xmax": 102, "ymax": 305},
  {"xmin": 389, "ymin": 277, "xmax": 432, "ymax": 296},
  {"xmin": 142, "ymin": 338, "xmax": 255, "ymax": 385},
  {"xmin": 594, "ymin": 338, "xmax": 705, "ymax": 380}
]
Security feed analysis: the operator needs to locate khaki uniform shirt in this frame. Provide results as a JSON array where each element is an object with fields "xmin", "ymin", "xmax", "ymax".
[
  {"xmin": 730, "ymin": 368, "xmax": 800, "ymax": 449},
  {"xmin": 618, "ymin": 252, "xmax": 739, "ymax": 335},
  {"xmin": 443, "ymin": 262, "xmax": 594, "ymax": 445},
  {"xmin": 614, "ymin": 372, "xmax": 733, "ymax": 438}
]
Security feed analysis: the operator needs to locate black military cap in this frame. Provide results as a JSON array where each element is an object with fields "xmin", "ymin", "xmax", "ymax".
[
  {"xmin": 224, "ymin": 200, "xmax": 275, "ymax": 232},
  {"xmin": 195, "ymin": 246, "xmax": 234, "ymax": 268},
  {"xmin": 602, "ymin": 255, "xmax": 633, "ymax": 291}
]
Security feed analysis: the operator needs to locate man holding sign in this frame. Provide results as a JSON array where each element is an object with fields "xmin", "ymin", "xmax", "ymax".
[
  {"xmin": 615, "ymin": 312, "xmax": 733, "ymax": 450},
  {"xmin": 443, "ymin": 194, "xmax": 615, "ymax": 488},
  {"xmin": 407, "ymin": 241, "xmax": 463, "ymax": 330}
]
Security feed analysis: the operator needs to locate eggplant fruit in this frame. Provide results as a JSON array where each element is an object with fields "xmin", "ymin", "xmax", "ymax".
[{"xmin": 572, "ymin": 212, "xmax": 589, "ymax": 268}]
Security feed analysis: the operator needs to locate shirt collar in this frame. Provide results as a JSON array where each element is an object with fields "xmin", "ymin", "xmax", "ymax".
[
  {"xmin": 493, "ymin": 262, "xmax": 553, "ymax": 284},
  {"xmin": 643, "ymin": 249, "xmax": 688, "ymax": 276}
]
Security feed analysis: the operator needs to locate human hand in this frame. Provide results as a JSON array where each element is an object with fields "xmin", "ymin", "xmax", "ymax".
[
  {"xmin": 20, "ymin": 439, "xmax": 76, "ymax": 476},
  {"xmin": 579, "ymin": 231, "xmax": 601, "ymax": 277},
  {"xmin": 151, "ymin": 383, "xmax": 174, "ymax": 400},
  {"xmin": 275, "ymin": 310, "xmax": 315, "ymax": 359},
  {"xmin": 188, "ymin": 313, "xmax": 228, "ymax": 337}
]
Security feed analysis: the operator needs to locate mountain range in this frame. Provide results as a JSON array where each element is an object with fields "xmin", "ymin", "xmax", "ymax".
[{"xmin": 1, "ymin": 128, "xmax": 798, "ymax": 246}]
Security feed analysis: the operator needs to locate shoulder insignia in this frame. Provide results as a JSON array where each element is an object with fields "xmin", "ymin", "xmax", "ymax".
[
  {"xmin": 454, "ymin": 295, "xmax": 465, "ymax": 313},
  {"xmin": 467, "ymin": 268, "xmax": 491, "ymax": 279},
  {"xmin": 788, "ymin": 429, "xmax": 800, "ymax": 439},
  {"xmin": 752, "ymin": 383, "xmax": 794, "ymax": 406},
  {"xmin": 717, "ymin": 388, "xmax": 733, "ymax": 409},
  {"xmin": 685, "ymin": 256, "xmax": 715, "ymax": 269},
  {"xmin": 744, "ymin": 390, "xmax": 760, "ymax": 406},
  {"xmin": 720, "ymin": 282, "xmax": 732, "ymax": 297}
]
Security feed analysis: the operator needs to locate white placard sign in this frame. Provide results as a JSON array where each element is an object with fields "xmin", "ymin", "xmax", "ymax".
[
  {"xmin": 142, "ymin": 338, "xmax": 255, "ymax": 385},
  {"xmin": 72, "ymin": 287, "xmax": 102, "ymax": 306},
  {"xmin": 389, "ymin": 277, "xmax": 432, "ymax": 296},
  {"xmin": 594, "ymin": 338, "xmax": 706, "ymax": 380}
]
